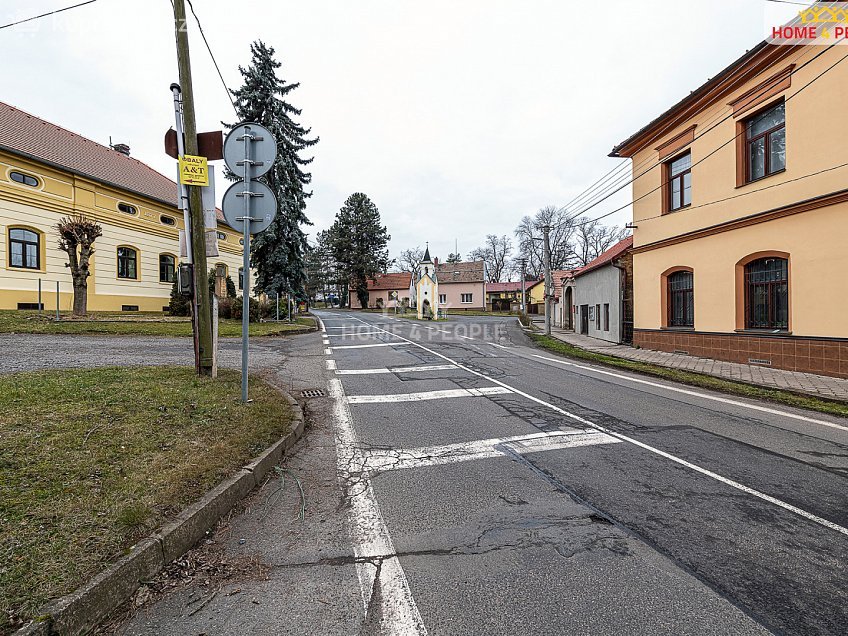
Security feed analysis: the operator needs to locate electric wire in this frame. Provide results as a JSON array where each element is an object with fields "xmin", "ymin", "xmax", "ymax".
[
  {"xmin": 556, "ymin": 43, "xmax": 846, "ymax": 230},
  {"xmin": 184, "ymin": 0, "xmax": 239, "ymax": 118},
  {"xmin": 559, "ymin": 43, "xmax": 829, "ymax": 227},
  {"xmin": 0, "ymin": 0, "xmax": 98, "ymax": 30}
]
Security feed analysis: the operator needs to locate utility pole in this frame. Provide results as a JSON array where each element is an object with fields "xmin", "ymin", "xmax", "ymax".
[
  {"xmin": 519, "ymin": 258, "xmax": 527, "ymax": 314},
  {"xmin": 172, "ymin": 0, "xmax": 213, "ymax": 376},
  {"xmin": 542, "ymin": 225, "xmax": 551, "ymax": 336}
]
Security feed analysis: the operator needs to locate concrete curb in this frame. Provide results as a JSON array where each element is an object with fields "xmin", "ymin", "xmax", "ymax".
[{"xmin": 15, "ymin": 385, "xmax": 306, "ymax": 636}]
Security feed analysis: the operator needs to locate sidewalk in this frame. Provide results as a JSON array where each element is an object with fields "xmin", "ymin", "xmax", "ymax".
[{"xmin": 532, "ymin": 320, "xmax": 848, "ymax": 403}]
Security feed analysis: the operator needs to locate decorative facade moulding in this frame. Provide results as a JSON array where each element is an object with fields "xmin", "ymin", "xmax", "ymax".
[
  {"xmin": 728, "ymin": 64, "xmax": 795, "ymax": 118},
  {"xmin": 631, "ymin": 188, "xmax": 848, "ymax": 254},
  {"xmin": 656, "ymin": 125, "xmax": 697, "ymax": 161}
]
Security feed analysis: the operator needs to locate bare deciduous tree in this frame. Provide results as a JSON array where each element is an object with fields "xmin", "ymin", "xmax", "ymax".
[
  {"xmin": 395, "ymin": 246, "xmax": 425, "ymax": 279},
  {"xmin": 57, "ymin": 215, "xmax": 102, "ymax": 316},
  {"xmin": 469, "ymin": 234, "xmax": 512, "ymax": 282},
  {"xmin": 574, "ymin": 217, "xmax": 630, "ymax": 266},
  {"xmin": 513, "ymin": 206, "xmax": 579, "ymax": 277}
]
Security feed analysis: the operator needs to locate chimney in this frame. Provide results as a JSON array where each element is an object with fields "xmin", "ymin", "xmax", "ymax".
[
  {"xmin": 433, "ymin": 257, "xmax": 439, "ymax": 266},
  {"xmin": 112, "ymin": 143, "xmax": 130, "ymax": 156}
]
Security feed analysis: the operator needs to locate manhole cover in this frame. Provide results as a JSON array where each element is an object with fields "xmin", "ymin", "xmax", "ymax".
[{"xmin": 300, "ymin": 389, "xmax": 325, "ymax": 398}]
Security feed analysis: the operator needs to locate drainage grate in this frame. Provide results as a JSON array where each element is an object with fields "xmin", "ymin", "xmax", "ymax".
[{"xmin": 300, "ymin": 388, "xmax": 325, "ymax": 398}]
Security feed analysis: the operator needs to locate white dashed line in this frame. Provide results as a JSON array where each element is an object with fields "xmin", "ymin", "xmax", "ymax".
[
  {"xmin": 332, "ymin": 342, "xmax": 410, "ymax": 350},
  {"xmin": 335, "ymin": 364, "xmax": 458, "ymax": 375},
  {"xmin": 347, "ymin": 386, "xmax": 512, "ymax": 404}
]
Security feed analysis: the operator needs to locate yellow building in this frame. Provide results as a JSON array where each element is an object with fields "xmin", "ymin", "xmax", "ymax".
[
  {"xmin": 0, "ymin": 102, "xmax": 244, "ymax": 312},
  {"xmin": 611, "ymin": 42, "xmax": 848, "ymax": 377}
]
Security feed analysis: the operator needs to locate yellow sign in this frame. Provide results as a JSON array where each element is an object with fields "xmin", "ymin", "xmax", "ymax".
[{"xmin": 179, "ymin": 154, "xmax": 209, "ymax": 186}]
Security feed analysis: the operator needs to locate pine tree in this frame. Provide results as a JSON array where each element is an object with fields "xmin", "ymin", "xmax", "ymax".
[
  {"xmin": 328, "ymin": 193, "xmax": 391, "ymax": 309},
  {"xmin": 227, "ymin": 41, "xmax": 318, "ymax": 300}
]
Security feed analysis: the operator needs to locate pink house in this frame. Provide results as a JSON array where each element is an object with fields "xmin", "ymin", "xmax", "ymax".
[
  {"xmin": 434, "ymin": 260, "xmax": 486, "ymax": 311},
  {"xmin": 348, "ymin": 272, "xmax": 413, "ymax": 309}
]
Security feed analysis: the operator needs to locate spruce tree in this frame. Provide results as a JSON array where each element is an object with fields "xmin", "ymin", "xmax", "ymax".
[
  {"xmin": 328, "ymin": 193, "xmax": 391, "ymax": 308},
  {"xmin": 227, "ymin": 41, "xmax": 318, "ymax": 299}
]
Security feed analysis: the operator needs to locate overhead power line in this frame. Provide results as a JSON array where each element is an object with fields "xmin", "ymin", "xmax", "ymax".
[
  {"xmin": 184, "ymin": 0, "xmax": 239, "ymax": 117},
  {"xmin": 0, "ymin": 0, "xmax": 98, "ymax": 30},
  {"xmin": 556, "ymin": 43, "xmax": 825, "ymax": 228},
  {"xmin": 556, "ymin": 43, "xmax": 844, "ymax": 230}
]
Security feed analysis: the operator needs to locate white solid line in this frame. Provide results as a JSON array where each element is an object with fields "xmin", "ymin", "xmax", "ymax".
[
  {"xmin": 332, "ymin": 342, "xmax": 410, "ymax": 350},
  {"xmin": 318, "ymin": 317, "xmax": 326, "ymax": 333},
  {"xmin": 353, "ymin": 318, "xmax": 848, "ymax": 537},
  {"xmin": 458, "ymin": 335, "xmax": 475, "ymax": 340},
  {"xmin": 335, "ymin": 364, "xmax": 459, "ymax": 375},
  {"xmin": 347, "ymin": 386, "xmax": 512, "ymax": 404},
  {"xmin": 364, "ymin": 430, "xmax": 621, "ymax": 472},
  {"xmin": 326, "ymin": 359, "xmax": 337, "ymax": 371},
  {"xmin": 489, "ymin": 342, "xmax": 510, "ymax": 350},
  {"xmin": 532, "ymin": 354, "xmax": 848, "ymax": 434},
  {"xmin": 328, "ymin": 378, "xmax": 428, "ymax": 634}
]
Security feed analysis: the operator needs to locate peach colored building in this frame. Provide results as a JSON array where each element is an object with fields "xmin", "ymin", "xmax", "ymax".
[
  {"xmin": 348, "ymin": 272, "xmax": 412, "ymax": 309},
  {"xmin": 612, "ymin": 41, "xmax": 848, "ymax": 377},
  {"xmin": 434, "ymin": 260, "xmax": 486, "ymax": 311}
]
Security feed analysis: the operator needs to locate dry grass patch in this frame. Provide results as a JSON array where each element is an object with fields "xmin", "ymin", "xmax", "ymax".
[
  {"xmin": 0, "ymin": 367, "xmax": 292, "ymax": 633},
  {"xmin": 0, "ymin": 310, "xmax": 314, "ymax": 337}
]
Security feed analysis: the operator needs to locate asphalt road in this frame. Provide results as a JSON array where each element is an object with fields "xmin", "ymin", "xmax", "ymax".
[{"xmin": 116, "ymin": 311, "xmax": 848, "ymax": 635}]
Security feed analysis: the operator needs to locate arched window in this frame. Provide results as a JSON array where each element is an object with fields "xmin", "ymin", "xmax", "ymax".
[
  {"xmin": 159, "ymin": 254, "xmax": 176, "ymax": 283},
  {"xmin": 668, "ymin": 271, "xmax": 694, "ymax": 327},
  {"xmin": 215, "ymin": 263, "xmax": 227, "ymax": 278},
  {"xmin": 117, "ymin": 246, "xmax": 138, "ymax": 279},
  {"xmin": 745, "ymin": 257, "xmax": 788, "ymax": 329},
  {"xmin": 216, "ymin": 231, "xmax": 227, "ymax": 241},
  {"xmin": 117, "ymin": 203, "xmax": 137, "ymax": 215},
  {"xmin": 160, "ymin": 215, "xmax": 176, "ymax": 226},
  {"xmin": 238, "ymin": 267, "xmax": 244, "ymax": 290},
  {"xmin": 9, "ymin": 228, "xmax": 40, "ymax": 269}
]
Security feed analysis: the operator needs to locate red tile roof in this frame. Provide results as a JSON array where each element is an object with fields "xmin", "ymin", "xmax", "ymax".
[
  {"xmin": 436, "ymin": 260, "xmax": 485, "ymax": 284},
  {"xmin": 0, "ymin": 101, "xmax": 227, "ymax": 224},
  {"xmin": 367, "ymin": 272, "xmax": 412, "ymax": 291},
  {"xmin": 574, "ymin": 236, "xmax": 633, "ymax": 277},
  {"xmin": 486, "ymin": 281, "xmax": 527, "ymax": 293},
  {"xmin": 525, "ymin": 270, "xmax": 576, "ymax": 291}
]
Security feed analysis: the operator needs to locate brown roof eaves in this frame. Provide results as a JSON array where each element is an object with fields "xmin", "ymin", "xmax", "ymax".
[{"xmin": 609, "ymin": 41, "xmax": 797, "ymax": 158}]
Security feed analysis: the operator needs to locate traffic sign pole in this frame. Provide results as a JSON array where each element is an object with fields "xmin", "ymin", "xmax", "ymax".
[
  {"xmin": 240, "ymin": 129, "xmax": 252, "ymax": 403},
  {"xmin": 222, "ymin": 122, "xmax": 278, "ymax": 404}
]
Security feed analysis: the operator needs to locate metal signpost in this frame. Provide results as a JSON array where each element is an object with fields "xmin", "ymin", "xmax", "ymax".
[{"xmin": 222, "ymin": 123, "xmax": 278, "ymax": 402}]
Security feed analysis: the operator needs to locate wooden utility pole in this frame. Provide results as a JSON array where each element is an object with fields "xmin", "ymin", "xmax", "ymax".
[
  {"xmin": 543, "ymin": 225, "xmax": 551, "ymax": 336},
  {"xmin": 173, "ymin": 0, "xmax": 213, "ymax": 375}
]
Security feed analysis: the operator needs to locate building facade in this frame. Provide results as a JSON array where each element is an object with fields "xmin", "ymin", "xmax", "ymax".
[
  {"xmin": 348, "ymin": 272, "xmax": 413, "ymax": 309},
  {"xmin": 486, "ymin": 281, "xmax": 525, "ymax": 311},
  {"xmin": 434, "ymin": 260, "xmax": 486, "ymax": 311},
  {"xmin": 0, "ymin": 102, "xmax": 243, "ymax": 313},
  {"xmin": 572, "ymin": 238, "xmax": 632, "ymax": 344},
  {"xmin": 612, "ymin": 42, "xmax": 848, "ymax": 377}
]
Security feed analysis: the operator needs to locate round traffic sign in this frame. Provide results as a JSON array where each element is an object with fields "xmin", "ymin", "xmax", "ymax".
[
  {"xmin": 223, "ymin": 122, "xmax": 277, "ymax": 179},
  {"xmin": 221, "ymin": 180, "xmax": 278, "ymax": 234}
]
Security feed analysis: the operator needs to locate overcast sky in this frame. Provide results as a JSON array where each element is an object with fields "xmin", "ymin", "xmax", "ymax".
[{"xmin": 1, "ymin": 0, "xmax": 797, "ymax": 263}]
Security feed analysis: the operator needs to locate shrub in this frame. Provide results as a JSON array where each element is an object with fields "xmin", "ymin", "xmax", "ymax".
[
  {"xmin": 217, "ymin": 297, "xmax": 234, "ymax": 320},
  {"xmin": 231, "ymin": 296, "xmax": 261, "ymax": 322},
  {"xmin": 168, "ymin": 279, "xmax": 191, "ymax": 316}
]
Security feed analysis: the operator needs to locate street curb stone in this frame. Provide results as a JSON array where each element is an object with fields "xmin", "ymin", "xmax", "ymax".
[{"xmin": 14, "ymin": 385, "xmax": 306, "ymax": 636}]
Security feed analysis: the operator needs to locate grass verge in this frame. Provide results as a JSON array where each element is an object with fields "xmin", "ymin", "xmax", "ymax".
[
  {"xmin": 0, "ymin": 366, "xmax": 292, "ymax": 633},
  {"xmin": 529, "ymin": 333, "xmax": 848, "ymax": 418},
  {"xmin": 0, "ymin": 311, "xmax": 314, "ymax": 337}
]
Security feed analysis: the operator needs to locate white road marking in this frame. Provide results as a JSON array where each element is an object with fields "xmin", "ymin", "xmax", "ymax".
[
  {"xmin": 326, "ymin": 359, "xmax": 337, "ymax": 371},
  {"xmin": 532, "ymin": 354, "xmax": 848, "ymax": 434},
  {"xmin": 332, "ymin": 342, "xmax": 410, "ymax": 350},
  {"xmin": 324, "ymin": 348, "xmax": 333, "ymax": 355},
  {"xmin": 323, "ymin": 339, "xmax": 330, "ymax": 345},
  {"xmin": 319, "ymin": 318, "xmax": 326, "ymax": 333},
  {"xmin": 458, "ymin": 335, "xmax": 475, "ymax": 340},
  {"xmin": 347, "ymin": 386, "xmax": 512, "ymax": 404},
  {"xmin": 353, "ymin": 318, "xmax": 848, "ymax": 537},
  {"xmin": 364, "ymin": 430, "xmax": 621, "ymax": 472},
  {"xmin": 336, "ymin": 364, "xmax": 459, "ymax": 375},
  {"xmin": 327, "ymin": 330, "xmax": 396, "ymax": 337},
  {"xmin": 328, "ymin": 378, "xmax": 428, "ymax": 634},
  {"xmin": 489, "ymin": 342, "xmax": 510, "ymax": 350}
]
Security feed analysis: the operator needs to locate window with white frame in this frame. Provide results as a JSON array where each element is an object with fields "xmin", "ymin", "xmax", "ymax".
[
  {"xmin": 461, "ymin": 293, "xmax": 473, "ymax": 303},
  {"xmin": 439, "ymin": 294, "xmax": 446, "ymax": 304}
]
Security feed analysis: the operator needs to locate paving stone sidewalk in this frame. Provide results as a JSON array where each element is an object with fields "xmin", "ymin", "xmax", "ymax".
[{"xmin": 540, "ymin": 326, "xmax": 848, "ymax": 403}]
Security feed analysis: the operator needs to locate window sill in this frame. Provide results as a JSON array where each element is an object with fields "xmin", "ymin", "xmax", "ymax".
[
  {"xmin": 734, "ymin": 329, "xmax": 792, "ymax": 336},
  {"xmin": 7, "ymin": 266, "xmax": 44, "ymax": 273},
  {"xmin": 736, "ymin": 168, "xmax": 786, "ymax": 189},
  {"xmin": 663, "ymin": 204, "xmax": 691, "ymax": 216}
]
